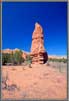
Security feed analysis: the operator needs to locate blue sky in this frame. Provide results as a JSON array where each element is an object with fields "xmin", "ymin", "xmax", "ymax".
[{"xmin": 2, "ymin": 2, "xmax": 67, "ymax": 56}]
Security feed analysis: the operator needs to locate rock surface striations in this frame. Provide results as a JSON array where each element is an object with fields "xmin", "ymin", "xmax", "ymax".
[{"xmin": 31, "ymin": 22, "xmax": 48, "ymax": 64}]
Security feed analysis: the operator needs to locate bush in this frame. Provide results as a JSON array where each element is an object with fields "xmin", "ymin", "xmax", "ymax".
[
  {"xmin": 25, "ymin": 55, "xmax": 32, "ymax": 64},
  {"xmin": 2, "ymin": 53, "xmax": 12, "ymax": 65},
  {"xmin": 13, "ymin": 50, "xmax": 24, "ymax": 65},
  {"xmin": 2, "ymin": 50, "xmax": 25, "ymax": 65}
]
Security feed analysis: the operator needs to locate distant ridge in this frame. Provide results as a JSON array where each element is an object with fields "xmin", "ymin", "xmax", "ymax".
[{"xmin": 48, "ymin": 55, "xmax": 67, "ymax": 59}]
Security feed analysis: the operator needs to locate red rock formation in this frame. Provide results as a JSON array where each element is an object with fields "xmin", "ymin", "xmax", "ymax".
[
  {"xmin": 30, "ymin": 22, "xmax": 48, "ymax": 64},
  {"xmin": 22, "ymin": 52, "xmax": 29, "ymax": 59}
]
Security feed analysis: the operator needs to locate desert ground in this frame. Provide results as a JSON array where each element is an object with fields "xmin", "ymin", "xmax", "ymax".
[{"xmin": 2, "ymin": 62, "xmax": 67, "ymax": 100}]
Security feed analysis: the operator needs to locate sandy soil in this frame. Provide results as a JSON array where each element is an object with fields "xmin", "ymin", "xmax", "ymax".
[{"xmin": 2, "ymin": 64, "xmax": 67, "ymax": 100}]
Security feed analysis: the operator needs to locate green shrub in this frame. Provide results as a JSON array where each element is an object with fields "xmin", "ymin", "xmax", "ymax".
[
  {"xmin": 2, "ymin": 53, "xmax": 12, "ymax": 65},
  {"xmin": 13, "ymin": 50, "xmax": 24, "ymax": 65},
  {"xmin": 25, "ymin": 55, "xmax": 32, "ymax": 64},
  {"xmin": 2, "ymin": 50, "xmax": 25, "ymax": 65}
]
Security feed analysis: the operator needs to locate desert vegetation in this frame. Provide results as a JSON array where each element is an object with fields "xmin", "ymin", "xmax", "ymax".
[
  {"xmin": 48, "ymin": 57, "xmax": 67, "ymax": 63},
  {"xmin": 2, "ymin": 52, "xmax": 67, "ymax": 66},
  {"xmin": 2, "ymin": 50, "xmax": 32, "ymax": 65},
  {"xmin": 2, "ymin": 50, "xmax": 25, "ymax": 65}
]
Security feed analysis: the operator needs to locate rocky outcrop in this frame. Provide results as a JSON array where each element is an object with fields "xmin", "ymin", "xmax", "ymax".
[{"xmin": 30, "ymin": 22, "xmax": 48, "ymax": 64}]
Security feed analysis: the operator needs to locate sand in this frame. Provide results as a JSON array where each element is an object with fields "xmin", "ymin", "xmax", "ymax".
[{"xmin": 2, "ymin": 63, "xmax": 67, "ymax": 100}]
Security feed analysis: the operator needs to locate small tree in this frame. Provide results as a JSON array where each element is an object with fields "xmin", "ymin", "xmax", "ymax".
[
  {"xmin": 13, "ymin": 50, "xmax": 24, "ymax": 65},
  {"xmin": 2, "ymin": 53, "xmax": 6, "ymax": 65},
  {"xmin": 2, "ymin": 53, "xmax": 11, "ymax": 65}
]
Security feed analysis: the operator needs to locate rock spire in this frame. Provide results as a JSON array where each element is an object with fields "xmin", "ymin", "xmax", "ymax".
[{"xmin": 31, "ymin": 22, "xmax": 48, "ymax": 64}]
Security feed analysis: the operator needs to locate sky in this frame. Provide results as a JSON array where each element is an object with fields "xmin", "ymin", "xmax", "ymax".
[{"xmin": 2, "ymin": 2, "xmax": 67, "ymax": 56}]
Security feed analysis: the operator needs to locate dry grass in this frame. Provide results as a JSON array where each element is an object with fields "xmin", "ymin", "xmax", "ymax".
[{"xmin": 2, "ymin": 63, "xmax": 67, "ymax": 100}]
